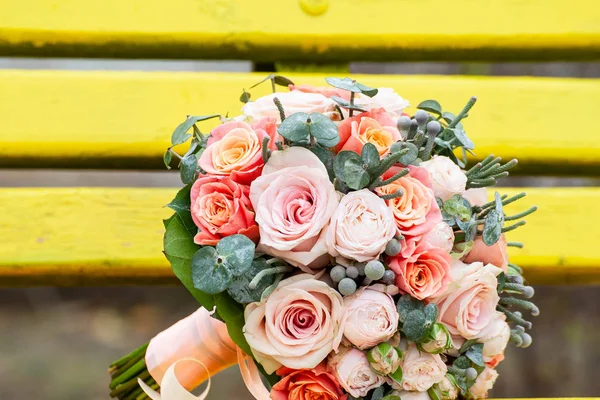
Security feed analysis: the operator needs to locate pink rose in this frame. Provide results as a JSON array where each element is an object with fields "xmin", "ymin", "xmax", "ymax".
[
  {"xmin": 250, "ymin": 147, "xmax": 339, "ymax": 270},
  {"xmin": 326, "ymin": 189, "xmax": 396, "ymax": 263},
  {"xmin": 343, "ymin": 286, "xmax": 399, "ymax": 349},
  {"xmin": 376, "ymin": 166, "xmax": 442, "ymax": 240},
  {"xmin": 354, "ymin": 88, "xmax": 410, "ymax": 119},
  {"xmin": 463, "ymin": 234, "xmax": 509, "ymax": 272},
  {"xmin": 271, "ymin": 363, "xmax": 348, "ymax": 400},
  {"xmin": 423, "ymin": 222, "xmax": 455, "ymax": 253},
  {"xmin": 478, "ymin": 312, "xmax": 510, "ymax": 367},
  {"xmin": 289, "ymin": 84, "xmax": 351, "ymax": 101},
  {"xmin": 198, "ymin": 120, "xmax": 272, "ymax": 185},
  {"xmin": 469, "ymin": 367, "xmax": 498, "ymax": 399},
  {"xmin": 242, "ymin": 91, "xmax": 337, "ymax": 123},
  {"xmin": 433, "ymin": 261, "xmax": 502, "ymax": 339},
  {"xmin": 399, "ymin": 345, "xmax": 447, "ymax": 392},
  {"xmin": 243, "ymin": 275, "xmax": 345, "ymax": 373},
  {"xmin": 336, "ymin": 108, "xmax": 402, "ymax": 156},
  {"xmin": 190, "ymin": 176, "xmax": 259, "ymax": 245},
  {"xmin": 387, "ymin": 242, "xmax": 452, "ymax": 300},
  {"xmin": 420, "ymin": 156, "xmax": 467, "ymax": 201},
  {"xmin": 328, "ymin": 347, "xmax": 387, "ymax": 397}
]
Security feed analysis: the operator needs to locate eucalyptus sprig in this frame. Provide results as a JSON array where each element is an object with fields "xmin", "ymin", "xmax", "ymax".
[
  {"xmin": 476, "ymin": 192, "xmax": 537, "ymax": 246},
  {"xmin": 466, "ymin": 154, "xmax": 518, "ymax": 188},
  {"xmin": 239, "ymin": 74, "xmax": 295, "ymax": 103},
  {"xmin": 497, "ymin": 269, "xmax": 538, "ymax": 348},
  {"xmin": 325, "ymin": 77, "xmax": 378, "ymax": 117}
]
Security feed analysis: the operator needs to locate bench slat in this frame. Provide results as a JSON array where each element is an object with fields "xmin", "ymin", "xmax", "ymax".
[
  {"xmin": 1, "ymin": 0, "xmax": 600, "ymax": 61},
  {"xmin": 0, "ymin": 187, "xmax": 597, "ymax": 286},
  {"xmin": 1, "ymin": 70, "xmax": 599, "ymax": 174}
]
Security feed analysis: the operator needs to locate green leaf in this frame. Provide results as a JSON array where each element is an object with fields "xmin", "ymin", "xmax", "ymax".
[
  {"xmin": 227, "ymin": 258, "xmax": 274, "ymax": 303},
  {"xmin": 483, "ymin": 209, "xmax": 503, "ymax": 245},
  {"xmin": 333, "ymin": 151, "xmax": 363, "ymax": 181},
  {"xmin": 417, "ymin": 100, "xmax": 443, "ymax": 116},
  {"xmin": 389, "ymin": 367, "xmax": 403, "ymax": 386},
  {"xmin": 441, "ymin": 111, "xmax": 455, "ymax": 124},
  {"xmin": 325, "ymin": 77, "xmax": 362, "ymax": 93},
  {"xmin": 216, "ymin": 234, "xmax": 256, "ymax": 276},
  {"xmin": 163, "ymin": 215, "xmax": 214, "ymax": 309},
  {"xmin": 361, "ymin": 143, "xmax": 380, "ymax": 171},
  {"xmin": 163, "ymin": 150, "xmax": 173, "ymax": 169},
  {"xmin": 397, "ymin": 294, "xmax": 424, "ymax": 322},
  {"xmin": 453, "ymin": 355, "xmax": 471, "ymax": 369},
  {"xmin": 214, "ymin": 292, "xmax": 253, "ymax": 356},
  {"xmin": 240, "ymin": 90, "xmax": 251, "ymax": 103},
  {"xmin": 308, "ymin": 113, "xmax": 339, "ymax": 147},
  {"xmin": 167, "ymin": 184, "xmax": 197, "ymax": 237},
  {"xmin": 278, "ymin": 112, "xmax": 310, "ymax": 142},
  {"xmin": 403, "ymin": 309, "xmax": 428, "ymax": 341},
  {"xmin": 171, "ymin": 115, "xmax": 220, "ymax": 146},
  {"xmin": 381, "ymin": 396, "xmax": 400, "ymax": 400},
  {"xmin": 449, "ymin": 128, "xmax": 474, "ymax": 150},
  {"xmin": 459, "ymin": 339, "xmax": 478, "ymax": 354},
  {"xmin": 343, "ymin": 157, "xmax": 370, "ymax": 190},
  {"xmin": 180, "ymin": 153, "xmax": 199, "ymax": 184},
  {"xmin": 273, "ymin": 75, "xmax": 295, "ymax": 87},
  {"xmin": 310, "ymin": 145, "xmax": 335, "ymax": 181},
  {"xmin": 423, "ymin": 303, "xmax": 438, "ymax": 324},
  {"xmin": 395, "ymin": 142, "xmax": 419, "ymax": 166},
  {"xmin": 355, "ymin": 82, "xmax": 378, "ymax": 97},
  {"xmin": 191, "ymin": 246, "xmax": 233, "ymax": 294},
  {"xmin": 371, "ymin": 387, "xmax": 385, "ymax": 400},
  {"xmin": 465, "ymin": 343, "xmax": 484, "ymax": 367},
  {"xmin": 494, "ymin": 192, "xmax": 503, "ymax": 215}
]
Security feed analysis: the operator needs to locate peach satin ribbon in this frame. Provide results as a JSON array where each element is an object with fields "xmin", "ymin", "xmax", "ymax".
[{"xmin": 145, "ymin": 308, "xmax": 270, "ymax": 400}]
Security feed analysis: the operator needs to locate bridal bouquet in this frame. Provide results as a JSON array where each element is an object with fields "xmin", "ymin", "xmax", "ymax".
[{"xmin": 108, "ymin": 76, "xmax": 538, "ymax": 400}]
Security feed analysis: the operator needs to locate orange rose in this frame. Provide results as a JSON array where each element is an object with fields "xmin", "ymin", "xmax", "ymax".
[
  {"xmin": 270, "ymin": 363, "xmax": 348, "ymax": 400},
  {"xmin": 335, "ymin": 108, "xmax": 401, "ymax": 156}
]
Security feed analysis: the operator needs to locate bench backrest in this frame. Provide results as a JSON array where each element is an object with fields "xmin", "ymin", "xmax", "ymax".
[{"xmin": 0, "ymin": 0, "xmax": 599, "ymax": 288}]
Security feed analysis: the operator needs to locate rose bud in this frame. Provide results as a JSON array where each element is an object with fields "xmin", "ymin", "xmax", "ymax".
[
  {"xmin": 367, "ymin": 342, "xmax": 403, "ymax": 375},
  {"xmin": 429, "ymin": 374, "xmax": 459, "ymax": 400},
  {"xmin": 420, "ymin": 323, "xmax": 452, "ymax": 354}
]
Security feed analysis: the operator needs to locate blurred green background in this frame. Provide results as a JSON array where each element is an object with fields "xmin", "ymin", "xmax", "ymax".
[{"xmin": 0, "ymin": 59, "xmax": 599, "ymax": 399}]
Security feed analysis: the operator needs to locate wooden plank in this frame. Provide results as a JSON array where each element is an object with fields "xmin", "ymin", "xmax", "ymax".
[
  {"xmin": 1, "ymin": 70, "xmax": 600, "ymax": 174},
  {"xmin": 1, "ymin": 0, "xmax": 600, "ymax": 61},
  {"xmin": 0, "ymin": 187, "xmax": 597, "ymax": 286}
]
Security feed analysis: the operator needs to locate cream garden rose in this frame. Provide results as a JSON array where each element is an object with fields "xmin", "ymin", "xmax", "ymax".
[
  {"xmin": 343, "ymin": 286, "xmax": 399, "ymax": 349},
  {"xmin": 399, "ymin": 345, "xmax": 447, "ymax": 392},
  {"xmin": 326, "ymin": 189, "xmax": 396, "ymax": 263},
  {"xmin": 434, "ymin": 261, "xmax": 502, "ymax": 339},
  {"xmin": 355, "ymin": 87, "xmax": 410, "ymax": 119},
  {"xmin": 470, "ymin": 367, "xmax": 499, "ymax": 398},
  {"xmin": 243, "ymin": 274, "xmax": 345, "ymax": 373},
  {"xmin": 328, "ymin": 347, "xmax": 387, "ymax": 398},
  {"xmin": 250, "ymin": 147, "xmax": 339, "ymax": 270},
  {"xmin": 420, "ymin": 156, "xmax": 467, "ymax": 201},
  {"xmin": 478, "ymin": 312, "xmax": 510, "ymax": 366},
  {"xmin": 242, "ymin": 91, "xmax": 337, "ymax": 122}
]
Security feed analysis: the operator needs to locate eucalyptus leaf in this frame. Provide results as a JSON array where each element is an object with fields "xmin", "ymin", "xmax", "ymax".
[
  {"xmin": 310, "ymin": 145, "xmax": 335, "ymax": 181},
  {"xmin": 343, "ymin": 158, "xmax": 370, "ymax": 190},
  {"xmin": 227, "ymin": 258, "xmax": 274, "ymax": 303},
  {"xmin": 216, "ymin": 234, "xmax": 256, "ymax": 276},
  {"xmin": 423, "ymin": 303, "xmax": 439, "ymax": 324},
  {"xmin": 163, "ymin": 150, "xmax": 173, "ymax": 169},
  {"xmin": 371, "ymin": 387, "xmax": 385, "ymax": 400},
  {"xmin": 330, "ymin": 96, "xmax": 367, "ymax": 112},
  {"xmin": 278, "ymin": 112, "xmax": 310, "ymax": 142},
  {"xmin": 355, "ymin": 82, "xmax": 378, "ymax": 97},
  {"xmin": 465, "ymin": 343, "xmax": 485, "ymax": 367},
  {"xmin": 396, "ymin": 142, "xmax": 419, "ymax": 166},
  {"xmin": 240, "ymin": 90, "xmax": 251, "ymax": 103},
  {"xmin": 397, "ymin": 294, "xmax": 424, "ymax": 322},
  {"xmin": 333, "ymin": 151, "xmax": 363, "ymax": 181},
  {"xmin": 273, "ymin": 75, "xmax": 295, "ymax": 87},
  {"xmin": 326, "ymin": 77, "xmax": 362, "ymax": 93},
  {"xmin": 361, "ymin": 143, "xmax": 380, "ymax": 171},
  {"xmin": 494, "ymin": 191, "xmax": 503, "ymax": 215},
  {"xmin": 417, "ymin": 100, "xmax": 443, "ymax": 115},
  {"xmin": 453, "ymin": 355, "xmax": 472, "ymax": 369},
  {"xmin": 441, "ymin": 112, "xmax": 456, "ymax": 124},
  {"xmin": 180, "ymin": 153, "xmax": 199, "ymax": 184},
  {"xmin": 450, "ymin": 128, "xmax": 475, "ymax": 150},
  {"xmin": 403, "ymin": 309, "xmax": 428, "ymax": 342},
  {"xmin": 483, "ymin": 209, "xmax": 503, "ymax": 246},
  {"xmin": 191, "ymin": 246, "xmax": 233, "ymax": 294},
  {"xmin": 308, "ymin": 112, "xmax": 340, "ymax": 147},
  {"xmin": 171, "ymin": 115, "xmax": 220, "ymax": 146}
]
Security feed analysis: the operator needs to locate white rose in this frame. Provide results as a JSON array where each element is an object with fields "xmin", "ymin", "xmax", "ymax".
[
  {"xmin": 423, "ymin": 222, "xmax": 455, "ymax": 253},
  {"xmin": 326, "ymin": 189, "xmax": 396, "ymax": 263},
  {"xmin": 355, "ymin": 87, "xmax": 410, "ymax": 119},
  {"xmin": 420, "ymin": 156, "xmax": 467, "ymax": 201},
  {"xmin": 328, "ymin": 347, "xmax": 387, "ymax": 397},
  {"xmin": 478, "ymin": 312, "xmax": 510, "ymax": 363},
  {"xmin": 242, "ymin": 91, "xmax": 336, "ymax": 122},
  {"xmin": 399, "ymin": 345, "xmax": 447, "ymax": 392},
  {"xmin": 469, "ymin": 367, "xmax": 498, "ymax": 399}
]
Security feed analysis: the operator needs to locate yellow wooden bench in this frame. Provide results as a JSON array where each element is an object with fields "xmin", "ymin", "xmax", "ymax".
[{"xmin": 0, "ymin": 2, "xmax": 599, "ymax": 398}]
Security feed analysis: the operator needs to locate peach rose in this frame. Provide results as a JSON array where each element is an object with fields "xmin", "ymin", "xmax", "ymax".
[
  {"xmin": 343, "ymin": 286, "xmax": 399, "ymax": 349},
  {"xmin": 326, "ymin": 189, "xmax": 396, "ymax": 263},
  {"xmin": 420, "ymin": 156, "xmax": 467, "ymax": 201},
  {"xmin": 190, "ymin": 176, "xmax": 259, "ymax": 246},
  {"xmin": 336, "ymin": 108, "xmax": 402, "ymax": 156},
  {"xmin": 478, "ymin": 312, "xmax": 510, "ymax": 367},
  {"xmin": 463, "ymin": 234, "xmax": 509, "ymax": 272},
  {"xmin": 250, "ymin": 147, "xmax": 339, "ymax": 270},
  {"xmin": 423, "ymin": 222, "xmax": 455, "ymax": 253},
  {"xmin": 433, "ymin": 261, "xmax": 502, "ymax": 339},
  {"xmin": 354, "ymin": 88, "xmax": 410, "ymax": 119},
  {"xmin": 242, "ymin": 91, "xmax": 337, "ymax": 123},
  {"xmin": 289, "ymin": 84, "xmax": 351, "ymax": 101},
  {"xmin": 399, "ymin": 345, "xmax": 447, "ymax": 392},
  {"xmin": 387, "ymin": 242, "xmax": 452, "ymax": 300},
  {"xmin": 198, "ymin": 120, "xmax": 272, "ymax": 185},
  {"xmin": 243, "ymin": 275, "xmax": 345, "ymax": 373},
  {"xmin": 328, "ymin": 347, "xmax": 387, "ymax": 397},
  {"xmin": 376, "ymin": 166, "xmax": 442, "ymax": 240},
  {"xmin": 271, "ymin": 363, "xmax": 348, "ymax": 400},
  {"xmin": 469, "ymin": 367, "xmax": 498, "ymax": 399}
]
